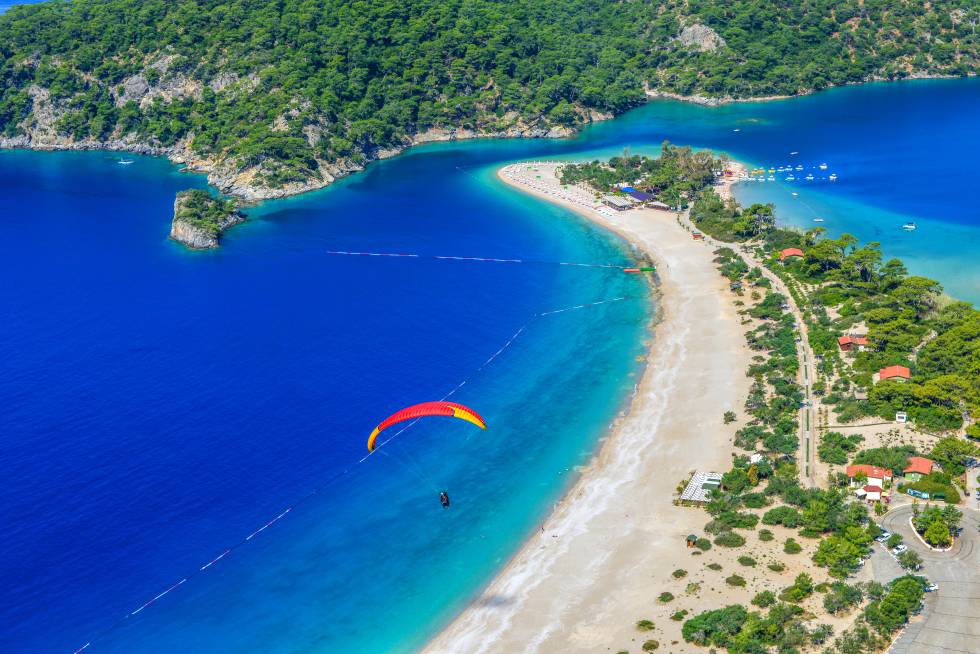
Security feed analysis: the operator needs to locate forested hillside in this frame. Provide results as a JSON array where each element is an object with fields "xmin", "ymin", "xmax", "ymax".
[{"xmin": 1, "ymin": 0, "xmax": 978, "ymax": 196}]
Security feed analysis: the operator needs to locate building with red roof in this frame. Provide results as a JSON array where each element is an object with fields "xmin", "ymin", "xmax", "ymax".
[
  {"xmin": 875, "ymin": 365, "xmax": 910, "ymax": 383},
  {"xmin": 845, "ymin": 464, "xmax": 892, "ymax": 488},
  {"xmin": 838, "ymin": 335, "xmax": 870, "ymax": 352},
  {"xmin": 779, "ymin": 247, "xmax": 804, "ymax": 262},
  {"xmin": 859, "ymin": 484, "xmax": 884, "ymax": 501},
  {"xmin": 903, "ymin": 456, "xmax": 935, "ymax": 481}
]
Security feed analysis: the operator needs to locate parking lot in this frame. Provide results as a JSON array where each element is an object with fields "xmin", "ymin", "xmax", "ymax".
[{"xmin": 876, "ymin": 504, "xmax": 980, "ymax": 654}]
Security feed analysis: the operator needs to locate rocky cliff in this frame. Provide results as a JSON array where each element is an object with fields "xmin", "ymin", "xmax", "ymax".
[{"xmin": 168, "ymin": 190, "xmax": 246, "ymax": 249}]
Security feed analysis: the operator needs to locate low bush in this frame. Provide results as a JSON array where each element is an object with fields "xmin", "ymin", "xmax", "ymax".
[
  {"xmin": 738, "ymin": 555, "xmax": 757, "ymax": 567},
  {"xmin": 784, "ymin": 538, "xmax": 802, "ymax": 554},
  {"xmin": 714, "ymin": 531, "xmax": 747, "ymax": 548},
  {"xmin": 672, "ymin": 569, "xmax": 687, "ymax": 579},
  {"xmin": 636, "ymin": 619, "xmax": 655, "ymax": 632},
  {"xmin": 726, "ymin": 574, "xmax": 747, "ymax": 587},
  {"xmin": 758, "ymin": 529, "xmax": 774, "ymax": 542},
  {"xmin": 658, "ymin": 592, "xmax": 674, "ymax": 603}
]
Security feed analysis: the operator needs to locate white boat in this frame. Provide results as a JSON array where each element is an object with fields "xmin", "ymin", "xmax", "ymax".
[
  {"xmin": 791, "ymin": 192, "xmax": 798, "ymax": 196},
  {"xmin": 828, "ymin": 173, "xmax": 838, "ymax": 181},
  {"xmin": 818, "ymin": 163, "xmax": 828, "ymax": 170},
  {"xmin": 814, "ymin": 217, "xmax": 825, "ymax": 222},
  {"xmin": 767, "ymin": 175, "xmax": 775, "ymax": 181},
  {"xmin": 118, "ymin": 158, "xmax": 134, "ymax": 165},
  {"xmin": 795, "ymin": 165, "xmax": 803, "ymax": 171},
  {"xmin": 901, "ymin": 223, "xmax": 916, "ymax": 231},
  {"xmin": 805, "ymin": 173, "xmax": 815, "ymax": 181},
  {"xmin": 786, "ymin": 174, "xmax": 796, "ymax": 181},
  {"xmin": 790, "ymin": 151, "xmax": 799, "ymax": 155}
]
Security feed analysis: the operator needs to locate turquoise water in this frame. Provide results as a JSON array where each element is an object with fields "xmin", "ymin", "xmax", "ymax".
[{"xmin": 2, "ymin": 77, "xmax": 979, "ymax": 654}]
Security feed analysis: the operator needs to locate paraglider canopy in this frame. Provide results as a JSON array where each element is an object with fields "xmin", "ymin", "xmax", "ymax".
[{"xmin": 367, "ymin": 401, "xmax": 487, "ymax": 451}]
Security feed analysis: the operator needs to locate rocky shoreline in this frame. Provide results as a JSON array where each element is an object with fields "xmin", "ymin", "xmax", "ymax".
[{"xmin": 168, "ymin": 189, "xmax": 246, "ymax": 249}]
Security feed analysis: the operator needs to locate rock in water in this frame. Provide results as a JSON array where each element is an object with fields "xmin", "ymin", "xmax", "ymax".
[{"xmin": 169, "ymin": 189, "xmax": 245, "ymax": 249}]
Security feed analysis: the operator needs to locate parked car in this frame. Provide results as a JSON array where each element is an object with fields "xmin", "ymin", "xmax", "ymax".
[
  {"xmin": 875, "ymin": 531, "xmax": 891, "ymax": 543},
  {"xmin": 926, "ymin": 583, "xmax": 939, "ymax": 592},
  {"xmin": 893, "ymin": 544, "xmax": 908, "ymax": 554}
]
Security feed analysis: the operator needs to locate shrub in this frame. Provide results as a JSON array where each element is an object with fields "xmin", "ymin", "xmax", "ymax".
[
  {"xmin": 768, "ymin": 561, "xmax": 786, "ymax": 572},
  {"xmin": 823, "ymin": 582, "xmax": 863, "ymax": 614},
  {"xmin": 686, "ymin": 582, "xmax": 701, "ymax": 595},
  {"xmin": 743, "ymin": 492, "xmax": 769, "ymax": 509},
  {"xmin": 714, "ymin": 531, "xmax": 747, "ymax": 548},
  {"xmin": 682, "ymin": 605, "xmax": 749, "ymax": 647},
  {"xmin": 695, "ymin": 537, "xmax": 712, "ymax": 551},
  {"xmin": 780, "ymin": 573, "xmax": 815, "ymax": 603},
  {"xmin": 784, "ymin": 538, "xmax": 802, "ymax": 554},
  {"xmin": 886, "ymin": 534, "xmax": 903, "ymax": 548},
  {"xmin": 898, "ymin": 550, "xmax": 923, "ymax": 570},
  {"xmin": 642, "ymin": 640, "xmax": 659, "ymax": 651},
  {"xmin": 758, "ymin": 529, "xmax": 774, "ymax": 542},
  {"xmin": 672, "ymin": 568, "xmax": 687, "ymax": 579},
  {"xmin": 636, "ymin": 619, "xmax": 655, "ymax": 632},
  {"xmin": 762, "ymin": 505, "xmax": 803, "ymax": 528},
  {"xmin": 724, "ymin": 411, "xmax": 737, "ymax": 424},
  {"xmin": 707, "ymin": 563, "xmax": 722, "ymax": 571},
  {"xmin": 658, "ymin": 592, "xmax": 674, "ymax": 603},
  {"xmin": 670, "ymin": 609, "xmax": 689, "ymax": 621},
  {"xmin": 752, "ymin": 590, "xmax": 776, "ymax": 607},
  {"xmin": 726, "ymin": 574, "xmax": 747, "ymax": 587},
  {"xmin": 738, "ymin": 555, "xmax": 757, "ymax": 567}
]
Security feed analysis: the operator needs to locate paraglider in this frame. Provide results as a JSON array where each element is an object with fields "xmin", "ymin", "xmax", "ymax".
[{"xmin": 366, "ymin": 401, "xmax": 487, "ymax": 452}]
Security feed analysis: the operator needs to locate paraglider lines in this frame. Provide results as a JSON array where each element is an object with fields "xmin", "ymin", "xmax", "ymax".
[{"xmin": 67, "ymin": 293, "xmax": 635, "ymax": 653}]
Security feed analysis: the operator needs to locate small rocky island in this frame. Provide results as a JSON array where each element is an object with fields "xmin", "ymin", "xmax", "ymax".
[{"xmin": 169, "ymin": 189, "xmax": 246, "ymax": 249}]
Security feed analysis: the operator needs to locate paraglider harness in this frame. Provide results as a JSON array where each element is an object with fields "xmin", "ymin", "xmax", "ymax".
[{"xmin": 440, "ymin": 491, "xmax": 451, "ymax": 509}]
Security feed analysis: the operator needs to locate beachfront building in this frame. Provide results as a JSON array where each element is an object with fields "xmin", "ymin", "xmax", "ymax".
[
  {"xmin": 679, "ymin": 471, "xmax": 723, "ymax": 504},
  {"xmin": 845, "ymin": 464, "xmax": 892, "ymax": 488},
  {"xmin": 855, "ymin": 485, "xmax": 884, "ymax": 502},
  {"xmin": 874, "ymin": 365, "xmax": 911, "ymax": 384},
  {"xmin": 649, "ymin": 200, "xmax": 671, "ymax": 211},
  {"xmin": 837, "ymin": 335, "xmax": 869, "ymax": 352},
  {"xmin": 601, "ymin": 195, "xmax": 634, "ymax": 211},
  {"xmin": 626, "ymin": 190, "xmax": 655, "ymax": 204},
  {"xmin": 779, "ymin": 248, "xmax": 804, "ymax": 262},
  {"xmin": 903, "ymin": 457, "xmax": 936, "ymax": 482}
]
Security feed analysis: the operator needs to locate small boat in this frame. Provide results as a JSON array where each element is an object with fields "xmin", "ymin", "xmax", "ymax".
[
  {"xmin": 805, "ymin": 173, "xmax": 815, "ymax": 181},
  {"xmin": 117, "ymin": 158, "xmax": 134, "ymax": 165},
  {"xmin": 818, "ymin": 163, "xmax": 828, "ymax": 170},
  {"xmin": 733, "ymin": 128, "xmax": 741, "ymax": 132},
  {"xmin": 786, "ymin": 174, "xmax": 796, "ymax": 181},
  {"xmin": 767, "ymin": 168, "xmax": 776, "ymax": 174},
  {"xmin": 791, "ymin": 192, "xmax": 798, "ymax": 196},
  {"xmin": 795, "ymin": 165, "xmax": 804, "ymax": 171},
  {"xmin": 901, "ymin": 223, "xmax": 916, "ymax": 231},
  {"xmin": 767, "ymin": 175, "xmax": 775, "ymax": 181},
  {"xmin": 828, "ymin": 173, "xmax": 838, "ymax": 181},
  {"xmin": 790, "ymin": 151, "xmax": 799, "ymax": 155},
  {"xmin": 814, "ymin": 217, "xmax": 825, "ymax": 222}
]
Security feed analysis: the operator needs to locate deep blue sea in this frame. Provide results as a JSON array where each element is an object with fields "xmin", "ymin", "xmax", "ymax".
[{"xmin": 2, "ymin": 78, "xmax": 978, "ymax": 654}]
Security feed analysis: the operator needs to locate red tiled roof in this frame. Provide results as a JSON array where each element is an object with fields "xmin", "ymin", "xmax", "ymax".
[
  {"xmin": 846, "ymin": 464, "xmax": 891, "ymax": 479},
  {"xmin": 904, "ymin": 457, "xmax": 934, "ymax": 475},
  {"xmin": 838, "ymin": 335, "xmax": 869, "ymax": 346},
  {"xmin": 878, "ymin": 365, "xmax": 910, "ymax": 380},
  {"xmin": 779, "ymin": 248, "xmax": 804, "ymax": 261},
  {"xmin": 863, "ymin": 485, "xmax": 883, "ymax": 493}
]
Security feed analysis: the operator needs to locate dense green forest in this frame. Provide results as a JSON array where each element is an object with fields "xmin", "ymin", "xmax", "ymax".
[
  {"xmin": 691, "ymin": 188, "xmax": 980, "ymax": 434},
  {"xmin": 1, "ymin": 0, "xmax": 978, "ymax": 192}
]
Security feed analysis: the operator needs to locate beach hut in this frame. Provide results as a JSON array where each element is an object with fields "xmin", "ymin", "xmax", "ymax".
[
  {"xmin": 602, "ymin": 195, "xmax": 633, "ymax": 211},
  {"xmin": 778, "ymin": 248, "xmax": 804, "ymax": 262},
  {"xmin": 859, "ymin": 485, "xmax": 883, "ymax": 502},
  {"xmin": 903, "ymin": 457, "xmax": 935, "ymax": 482},
  {"xmin": 875, "ymin": 365, "xmax": 910, "ymax": 383},
  {"xmin": 837, "ymin": 335, "xmax": 869, "ymax": 352}
]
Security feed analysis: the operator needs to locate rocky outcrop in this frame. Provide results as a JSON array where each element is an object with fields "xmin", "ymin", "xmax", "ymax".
[
  {"xmin": 677, "ymin": 24, "xmax": 726, "ymax": 52},
  {"xmin": 168, "ymin": 190, "xmax": 245, "ymax": 249}
]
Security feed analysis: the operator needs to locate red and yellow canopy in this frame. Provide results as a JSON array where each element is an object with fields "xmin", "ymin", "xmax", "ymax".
[{"xmin": 367, "ymin": 401, "xmax": 487, "ymax": 451}]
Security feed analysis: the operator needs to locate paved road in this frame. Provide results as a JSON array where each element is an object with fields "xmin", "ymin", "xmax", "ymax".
[
  {"xmin": 735, "ymin": 243, "xmax": 818, "ymax": 487},
  {"xmin": 876, "ymin": 505, "xmax": 980, "ymax": 654}
]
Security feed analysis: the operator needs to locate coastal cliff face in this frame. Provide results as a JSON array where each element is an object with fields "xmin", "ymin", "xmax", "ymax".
[{"xmin": 169, "ymin": 190, "xmax": 245, "ymax": 249}]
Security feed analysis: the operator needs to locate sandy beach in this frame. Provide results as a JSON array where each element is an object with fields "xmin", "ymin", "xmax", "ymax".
[{"xmin": 422, "ymin": 163, "xmax": 756, "ymax": 653}]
